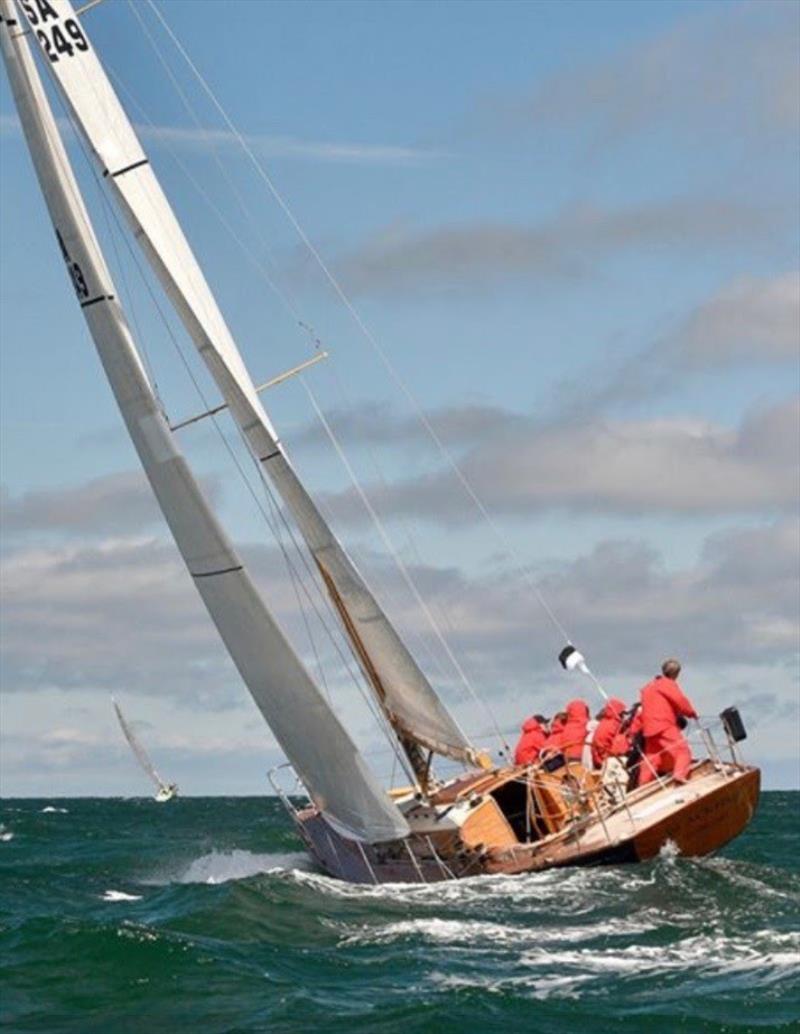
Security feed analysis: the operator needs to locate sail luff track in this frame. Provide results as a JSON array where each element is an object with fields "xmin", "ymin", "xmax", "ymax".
[
  {"xmin": 1, "ymin": 0, "xmax": 409, "ymax": 843},
  {"xmin": 22, "ymin": 0, "xmax": 476, "ymax": 767}
]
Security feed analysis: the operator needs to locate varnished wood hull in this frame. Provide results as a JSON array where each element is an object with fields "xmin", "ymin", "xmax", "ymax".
[
  {"xmin": 293, "ymin": 762, "xmax": 760, "ymax": 884},
  {"xmin": 484, "ymin": 763, "xmax": 760, "ymax": 875}
]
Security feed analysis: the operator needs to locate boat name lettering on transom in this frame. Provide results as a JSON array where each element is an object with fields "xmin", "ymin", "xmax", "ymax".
[{"xmin": 20, "ymin": 1, "xmax": 89, "ymax": 63}]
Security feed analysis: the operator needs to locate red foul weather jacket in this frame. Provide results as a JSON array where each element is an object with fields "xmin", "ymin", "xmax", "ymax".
[
  {"xmin": 591, "ymin": 697, "xmax": 628, "ymax": 768},
  {"xmin": 514, "ymin": 717, "xmax": 547, "ymax": 766},
  {"xmin": 541, "ymin": 715, "xmax": 566, "ymax": 755},
  {"xmin": 560, "ymin": 699, "xmax": 590, "ymax": 761},
  {"xmin": 640, "ymin": 676, "xmax": 698, "ymax": 737}
]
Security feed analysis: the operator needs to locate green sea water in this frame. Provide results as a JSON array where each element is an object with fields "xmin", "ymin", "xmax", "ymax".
[{"xmin": 0, "ymin": 792, "xmax": 797, "ymax": 1033}]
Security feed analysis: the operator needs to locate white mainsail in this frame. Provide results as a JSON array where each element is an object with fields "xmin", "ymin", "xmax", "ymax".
[
  {"xmin": 18, "ymin": 0, "xmax": 475, "ymax": 766},
  {"xmin": 112, "ymin": 697, "xmax": 168, "ymax": 793},
  {"xmin": 0, "ymin": 1, "xmax": 409, "ymax": 843}
]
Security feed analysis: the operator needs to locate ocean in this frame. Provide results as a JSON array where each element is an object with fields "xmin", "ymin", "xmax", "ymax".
[{"xmin": 0, "ymin": 792, "xmax": 797, "ymax": 1033}]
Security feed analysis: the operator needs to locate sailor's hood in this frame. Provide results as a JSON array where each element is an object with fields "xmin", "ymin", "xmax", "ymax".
[
  {"xmin": 601, "ymin": 697, "xmax": 626, "ymax": 721},
  {"xmin": 522, "ymin": 716, "xmax": 545, "ymax": 733},
  {"xmin": 565, "ymin": 699, "xmax": 589, "ymax": 722}
]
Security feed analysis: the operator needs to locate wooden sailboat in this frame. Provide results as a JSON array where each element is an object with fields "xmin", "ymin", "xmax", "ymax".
[
  {"xmin": 112, "ymin": 698, "xmax": 177, "ymax": 803},
  {"xmin": 1, "ymin": 0, "xmax": 759, "ymax": 883}
]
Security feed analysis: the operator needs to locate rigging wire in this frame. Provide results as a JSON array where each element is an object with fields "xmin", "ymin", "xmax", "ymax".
[
  {"xmin": 125, "ymin": 2, "xmax": 506, "ymax": 736},
  {"xmin": 124, "ymin": 0, "xmax": 504, "ymax": 755},
  {"xmin": 93, "ymin": 122, "xmax": 419, "ymax": 777},
  {"xmin": 246, "ymin": 446, "xmax": 421, "ymax": 788},
  {"xmin": 316, "ymin": 358, "xmax": 525, "ymax": 732},
  {"xmin": 106, "ymin": 66, "xmax": 304, "ymax": 349},
  {"xmin": 41, "ymin": 72, "xmax": 163, "ymax": 395},
  {"xmin": 55, "ymin": 41, "xmax": 417, "ymax": 783},
  {"xmin": 125, "ymin": 0, "xmax": 286, "ymax": 285},
  {"xmin": 144, "ymin": 0, "xmax": 578, "ymax": 656},
  {"xmin": 302, "ymin": 375, "xmax": 509, "ymax": 752},
  {"xmin": 93, "ymin": 162, "xmax": 160, "ymax": 400}
]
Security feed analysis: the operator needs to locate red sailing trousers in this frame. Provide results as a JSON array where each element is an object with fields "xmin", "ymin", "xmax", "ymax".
[{"xmin": 638, "ymin": 726, "xmax": 692, "ymax": 785}]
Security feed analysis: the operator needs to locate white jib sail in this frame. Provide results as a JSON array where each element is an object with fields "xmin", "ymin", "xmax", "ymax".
[
  {"xmin": 19, "ymin": 0, "xmax": 475, "ymax": 764},
  {"xmin": 0, "ymin": 2, "xmax": 409, "ymax": 843},
  {"xmin": 112, "ymin": 698, "xmax": 166, "ymax": 791}
]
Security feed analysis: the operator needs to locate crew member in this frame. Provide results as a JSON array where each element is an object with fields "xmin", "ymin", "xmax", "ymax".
[
  {"xmin": 540, "ymin": 712, "xmax": 567, "ymax": 755},
  {"xmin": 559, "ymin": 699, "xmax": 590, "ymax": 761},
  {"xmin": 591, "ymin": 697, "xmax": 629, "ymax": 769},
  {"xmin": 637, "ymin": 659, "xmax": 698, "ymax": 785},
  {"xmin": 513, "ymin": 714, "xmax": 548, "ymax": 765}
]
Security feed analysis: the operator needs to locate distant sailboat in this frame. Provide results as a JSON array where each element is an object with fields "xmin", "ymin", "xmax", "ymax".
[
  {"xmin": 112, "ymin": 698, "xmax": 177, "ymax": 803},
  {"xmin": 1, "ymin": 0, "xmax": 759, "ymax": 881}
]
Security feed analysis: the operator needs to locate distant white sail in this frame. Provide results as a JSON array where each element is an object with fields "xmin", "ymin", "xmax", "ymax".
[
  {"xmin": 0, "ymin": 2, "xmax": 409, "ymax": 843},
  {"xmin": 112, "ymin": 698, "xmax": 166, "ymax": 792},
  {"xmin": 20, "ymin": 0, "xmax": 475, "ymax": 766}
]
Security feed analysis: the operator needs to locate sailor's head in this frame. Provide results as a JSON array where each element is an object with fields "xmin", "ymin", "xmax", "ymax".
[{"xmin": 661, "ymin": 658, "xmax": 681, "ymax": 679}]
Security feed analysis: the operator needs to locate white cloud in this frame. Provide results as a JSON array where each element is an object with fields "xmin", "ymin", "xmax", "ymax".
[
  {"xmin": 0, "ymin": 111, "xmax": 446, "ymax": 166},
  {"xmin": 316, "ymin": 396, "xmax": 800, "ymax": 522},
  {"xmin": 2, "ymin": 482, "xmax": 796, "ymax": 701},
  {"xmin": 571, "ymin": 272, "xmax": 800, "ymax": 408},
  {"xmin": 0, "ymin": 470, "xmax": 227, "ymax": 539},
  {"xmin": 331, "ymin": 199, "xmax": 776, "ymax": 295},
  {"xmin": 1, "ymin": 472, "xmax": 163, "ymax": 537},
  {"xmin": 1, "ymin": 464, "xmax": 797, "ymax": 791},
  {"xmin": 482, "ymin": 1, "xmax": 799, "ymax": 148},
  {"xmin": 671, "ymin": 272, "xmax": 800, "ymax": 367}
]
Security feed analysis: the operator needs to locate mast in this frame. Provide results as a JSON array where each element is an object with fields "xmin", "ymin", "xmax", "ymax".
[
  {"xmin": 15, "ymin": 0, "xmax": 478, "ymax": 784},
  {"xmin": 0, "ymin": 0, "xmax": 409, "ymax": 844}
]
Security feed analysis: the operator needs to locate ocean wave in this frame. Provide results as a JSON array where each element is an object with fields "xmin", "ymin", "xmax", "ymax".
[
  {"xmin": 1, "ymin": 794, "xmax": 796, "ymax": 1031},
  {"xmin": 425, "ymin": 930, "xmax": 800, "ymax": 998},
  {"xmin": 102, "ymin": 890, "xmax": 143, "ymax": 902},
  {"xmin": 696, "ymin": 855, "xmax": 800, "ymax": 902},
  {"xmin": 288, "ymin": 853, "xmax": 682, "ymax": 909},
  {"xmin": 338, "ymin": 914, "xmax": 656, "ymax": 948},
  {"xmin": 173, "ymin": 849, "xmax": 312, "ymax": 885}
]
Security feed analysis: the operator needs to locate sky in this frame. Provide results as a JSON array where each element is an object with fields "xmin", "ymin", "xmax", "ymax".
[{"xmin": 0, "ymin": 0, "xmax": 798, "ymax": 797}]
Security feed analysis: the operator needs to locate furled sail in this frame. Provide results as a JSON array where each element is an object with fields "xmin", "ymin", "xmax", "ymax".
[
  {"xmin": 21, "ymin": 0, "xmax": 475, "ymax": 765},
  {"xmin": 0, "ymin": 2, "xmax": 409, "ymax": 843},
  {"xmin": 112, "ymin": 698, "xmax": 166, "ymax": 792}
]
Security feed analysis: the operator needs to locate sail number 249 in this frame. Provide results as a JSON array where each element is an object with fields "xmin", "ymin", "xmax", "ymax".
[{"xmin": 20, "ymin": 0, "xmax": 89, "ymax": 63}]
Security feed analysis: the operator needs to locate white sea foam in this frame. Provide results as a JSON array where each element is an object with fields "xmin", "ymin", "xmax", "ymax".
[
  {"xmin": 339, "ymin": 914, "xmax": 654, "ymax": 949},
  {"xmin": 0, "ymin": 830, "xmax": 13, "ymax": 842},
  {"xmin": 292, "ymin": 866, "xmax": 554, "ymax": 902},
  {"xmin": 175, "ymin": 849, "xmax": 312, "ymax": 885},
  {"xmin": 117, "ymin": 923, "xmax": 159, "ymax": 943},
  {"xmin": 102, "ymin": 889, "xmax": 143, "ymax": 902},
  {"xmin": 292, "ymin": 860, "xmax": 657, "ymax": 911},
  {"xmin": 410, "ymin": 929, "xmax": 800, "ymax": 999}
]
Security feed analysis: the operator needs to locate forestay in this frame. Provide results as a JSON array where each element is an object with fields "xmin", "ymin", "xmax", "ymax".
[
  {"xmin": 0, "ymin": 1, "xmax": 409, "ymax": 843},
  {"xmin": 21, "ymin": 0, "xmax": 475, "ymax": 764}
]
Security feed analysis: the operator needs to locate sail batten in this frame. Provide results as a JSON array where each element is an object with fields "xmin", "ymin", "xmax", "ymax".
[
  {"xmin": 1, "ymin": 0, "xmax": 409, "ymax": 843},
  {"xmin": 23, "ymin": 0, "xmax": 475, "ymax": 767}
]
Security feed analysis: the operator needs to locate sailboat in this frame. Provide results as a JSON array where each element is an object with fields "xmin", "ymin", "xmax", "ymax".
[
  {"xmin": 1, "ymin": 0, "xmax": 759, "ymax": 882},
  {"xmin": 112, "ymin": 698, "xmax": 177, "ymax": 803}
]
